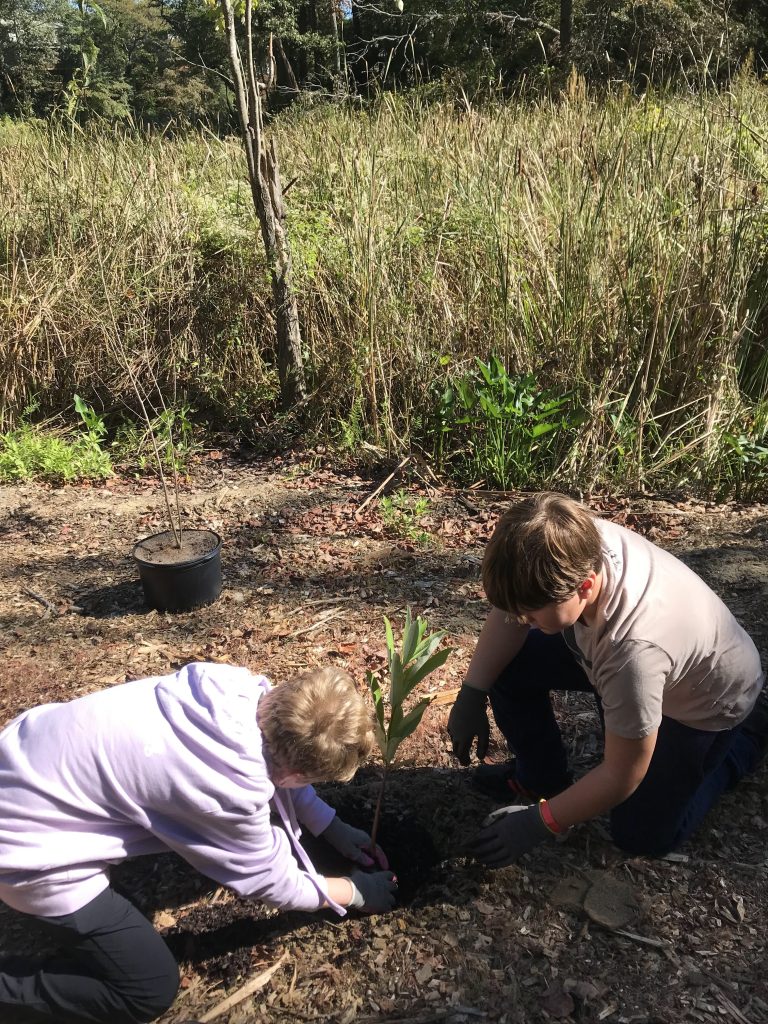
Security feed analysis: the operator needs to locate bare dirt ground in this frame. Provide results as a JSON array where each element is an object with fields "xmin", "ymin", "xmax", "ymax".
[{"xmin": 0, "ymin": 452, "xmax": 767, "ymax": 1024}]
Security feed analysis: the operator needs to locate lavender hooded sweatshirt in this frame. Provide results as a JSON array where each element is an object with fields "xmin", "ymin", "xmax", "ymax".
[{"xmin": 0, "ymin": 663, "xmax": 344, "ymax": 918}]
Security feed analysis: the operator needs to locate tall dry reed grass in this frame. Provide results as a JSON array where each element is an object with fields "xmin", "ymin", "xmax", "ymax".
[{"xmin": 2, "ymin": 73, "xmax": 767, "ymax": 493}]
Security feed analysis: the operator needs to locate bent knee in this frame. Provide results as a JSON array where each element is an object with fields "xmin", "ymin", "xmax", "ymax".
[
  {"xmin": 610, "ymin": 815, "xmax": 679, "ymax": 858},
  {"xmin": 123, "ymin": 958, "xmax": 180, "ymax": 1022}
]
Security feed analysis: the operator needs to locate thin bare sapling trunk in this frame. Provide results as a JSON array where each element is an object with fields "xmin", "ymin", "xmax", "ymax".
[
  {"xmin": 96, "ymin": 260, "xmax": 183, "ymax": 548},
  {"xmin": 368, "ymin": 609, "xmax": 452, "ymax": 852},
  {"xmin": 329, "ymin": 1, "xmax": 342, "ymax": 81},
  {"xmin": 118, "ymin": 325, "xmax": 183, "ymax": 548},
  {"xmin": 218, "ymin": 0, "xmax": 307, "ymax": 410}
]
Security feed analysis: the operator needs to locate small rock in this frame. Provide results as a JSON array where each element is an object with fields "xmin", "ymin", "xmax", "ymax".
[
  {"xmin": 583, "ymin": 872, "xmax": 638, "ymax": 930},
  {"xmin": 551, "ymin": 875, "xmax": 590, "ymax": 911}
]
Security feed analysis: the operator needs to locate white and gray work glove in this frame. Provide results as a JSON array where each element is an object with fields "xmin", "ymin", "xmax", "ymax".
[
  {"xmin": 467, "ymin": 802, "xmax": 555, "ymax": 868},
  {"xmin": 322, "ymin": 815, "xmax": 389, "ymax": 869},
  {"xmin": 346, "ymin": 869, "xmax": 398, "ymax": 913}
]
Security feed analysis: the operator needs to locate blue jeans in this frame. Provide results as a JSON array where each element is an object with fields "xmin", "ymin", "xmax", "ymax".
[
  {"xmin": 489, "ymin": 629, "xmax": 763, "ymax": 856},
  {"xmin": 0, "ymin": 887, "xmax": 179, "ymax": 1022}
]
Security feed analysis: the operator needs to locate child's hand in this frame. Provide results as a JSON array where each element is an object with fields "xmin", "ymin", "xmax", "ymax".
[
  {"xmin": 322, "ymin": 816, "xmax": 389, "ymax": 869},
  {"xmin": 347, "ymin": 869, "xmax": 398, "ymax": 913},
  {"xmin": 466, "ymin": 802, "xmax": 552, "ymax": 868},
  {"xmin": 447, "ymin": 684, "xmax": 490, "ymax": 765}
]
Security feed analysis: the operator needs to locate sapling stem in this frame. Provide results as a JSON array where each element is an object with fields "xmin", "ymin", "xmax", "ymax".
[
  {"xmin": 150, "ymin": 434, "xmax": 182, "ymax": 549},
  {"xmin": 95, "ymin": 253, "xmax": 183, "ymax": 548},
  {"xmin": 369, "ymin": 762, "xmax": 389, "ymax": 856},
  {"xmin": 367, "ymin": 608, "xmax": 453, "ymax": 869},
  {"xmin": 126, "ymin": 361, "xmax": 182, "ymax": 548}
]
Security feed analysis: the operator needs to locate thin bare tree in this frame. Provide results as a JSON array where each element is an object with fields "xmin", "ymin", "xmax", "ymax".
[{"xmin": 218, "ymin": 0, "xmax": 307, "ymax": 409}]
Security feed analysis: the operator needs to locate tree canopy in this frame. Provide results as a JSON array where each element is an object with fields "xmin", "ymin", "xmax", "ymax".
[{"xmin": 0, "ymin": 0, "xmax": 766, "ymax": 121}]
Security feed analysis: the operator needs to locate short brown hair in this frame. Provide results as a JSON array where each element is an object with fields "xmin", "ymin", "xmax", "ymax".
[
  {"xmin": 482, "ymin": 492, "xmax": 603, "ymax": 613},
  {"xmin": 258, "ymin": 667, "xmax": 373, "ymax": 783}
]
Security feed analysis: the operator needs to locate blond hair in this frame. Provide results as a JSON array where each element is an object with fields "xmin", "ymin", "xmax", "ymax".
[
  {"xmin": 482, "ymin": 492, "xmax": 603, "ymax": 613},
  {"xmin": 258, "ymin": 667, "xmax": 373, "ymax": 782}
]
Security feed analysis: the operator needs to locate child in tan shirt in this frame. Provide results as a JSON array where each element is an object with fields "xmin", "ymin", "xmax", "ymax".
[{"xmin": 448, "ymin": 492, "xmax": 766, "ymax": 864}]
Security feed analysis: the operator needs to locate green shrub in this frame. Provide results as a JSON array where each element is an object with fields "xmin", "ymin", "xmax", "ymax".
[
  {"xmin": 0, "ymin": 398, "xmax": 113, "ymax": 482},
  {"xmin": 380, "ymin": 489, "xmax": 432, "ymax": 545},
  {"xmin": 431, "ymin": 357, "xmax": 582, "ymax": 489},
  {"xmin": 112, "ymin": 404, "xmax": 200, "ymax": 473}
]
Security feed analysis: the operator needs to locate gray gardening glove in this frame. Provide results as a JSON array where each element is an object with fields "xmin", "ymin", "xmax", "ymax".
[
  {"xmin": 347, "ymin": 869, "xmax": 398, "ymax": 913},
  {"xmin": 467, "ymin": 803, "xmax": 552, "ymax": 868},
  {"xmin": 322, "ymin": 816, "xmax": 389, "ymax": 869},
  {"xmin": 447, "ymin": 684, "xmax": 490, "ymax": 765}
]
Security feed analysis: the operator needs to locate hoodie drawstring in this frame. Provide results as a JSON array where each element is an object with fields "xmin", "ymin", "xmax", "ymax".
[{"xmin": 271, "ymin": 788, "xmax": 346, "ymax": 916}]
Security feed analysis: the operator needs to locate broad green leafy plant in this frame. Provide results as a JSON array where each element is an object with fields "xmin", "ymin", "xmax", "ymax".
[
  {"xmin": 431, "ymin": 357, "xmax": 581, "ymax": 489},
  {"xmin": 367, "ymin": 609, "xmax": 452, "ymax": 851},
  {"xmin": 0, "ymin": 397, "xmax": 112, "ymax": 483}
]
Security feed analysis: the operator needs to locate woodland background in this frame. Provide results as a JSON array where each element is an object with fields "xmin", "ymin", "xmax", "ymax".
[{"xmin": 2, "ymin": 1, "xmax": 768, "ymax": 497}]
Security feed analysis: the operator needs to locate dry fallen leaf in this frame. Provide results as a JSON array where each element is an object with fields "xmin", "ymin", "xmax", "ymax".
[
  {"xmin": 475, "ymin": 900, "xmax": 496, "ymax": 915},
  {"xmin": 415, "ymin": 964, "xmax": 433, "ymax": 984},
  {"xmin": 563, "ymin": 978, "xmax": 600, "ymax": 1000},
  {"xmin": 542, "ymin": 982, "xmax": 575, "ymax": 1018}
]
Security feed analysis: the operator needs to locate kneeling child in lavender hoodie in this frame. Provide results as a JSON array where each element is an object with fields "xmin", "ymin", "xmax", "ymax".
[{"xmin": 0, "ymin": 662, "xmax": 394, "ymax": 1024}]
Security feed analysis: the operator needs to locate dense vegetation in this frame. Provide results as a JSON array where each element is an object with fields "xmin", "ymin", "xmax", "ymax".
[
  {"xmin": 2, "ymin": 0, "xmax": 768, "ymax": 123},
  {"xmin": 2, "ymin": 69, "xmax": 767, "ymax": 496}
]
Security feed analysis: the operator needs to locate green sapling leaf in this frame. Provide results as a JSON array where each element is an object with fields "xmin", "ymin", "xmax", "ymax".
[
  {"xmin": 390, "ymin": 696, "xmax": 433, "ymax": 746},
  {"xmin": 384, "ymin": 615, "xmax": 395, "ymax": 658},
  {"xmin": 368, "ymin": 607, "xmax": 454, "ymax": 851},
  {"xmin": 399, "ymin": 645, "xmax": 452, "ymax": 692},
  {"xmin": 366, "ymin": 671, "xmax": 388, "ymax": 759}
]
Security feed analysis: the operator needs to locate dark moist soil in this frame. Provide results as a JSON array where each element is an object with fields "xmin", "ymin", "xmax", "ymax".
[
  {"xmin": 0, "ymin": 454, "xmax": 767, "ymax": 1024},
  {"xmin": 134, "ymin": 527, "xmax": 220, "ymax": 565}
]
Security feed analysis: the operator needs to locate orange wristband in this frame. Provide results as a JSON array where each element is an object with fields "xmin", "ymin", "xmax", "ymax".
[{"xmin": 538, "ymin": 798, "xmax": 568, "ymax": 835}]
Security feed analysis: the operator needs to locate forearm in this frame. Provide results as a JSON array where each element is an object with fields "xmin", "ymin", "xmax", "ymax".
[
  {"xmin": 547, "ymin": 762, "xmax": 644, "ymax": 829},
  {"xmin": 464, "ymin": 607, "xmax": 529, "ymax": 691},
  {"xmin": 323, "ymin": 876, "xmax": 355, "ymax": 908},
  {"xmin": 290, "ymin": 786, "xmax": 335, "ymax": 836}
]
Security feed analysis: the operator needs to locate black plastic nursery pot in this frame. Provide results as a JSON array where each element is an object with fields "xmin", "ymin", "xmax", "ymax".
[{"xmin": 133, "ymin": 529, "xmax": 222, "ymax": 613}]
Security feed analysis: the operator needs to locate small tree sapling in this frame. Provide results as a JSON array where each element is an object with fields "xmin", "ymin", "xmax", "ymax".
[{"xmin": 367, "ymin": 608, "xmax": 453, "ymax": 852}]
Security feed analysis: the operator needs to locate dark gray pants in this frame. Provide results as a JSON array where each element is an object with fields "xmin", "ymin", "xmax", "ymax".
[{"xmin": 0, "ymin": 887, "xmax": 179, "ymax": 1023}]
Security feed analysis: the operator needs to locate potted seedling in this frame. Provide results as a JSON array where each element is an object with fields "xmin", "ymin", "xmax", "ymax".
[
  {"xmin": 130, "ymin": 421, "xmax": 222, "ymax": 614},
  {"xmin": 105, "ymin": 314, "xmax": 223, "ymax": 613},
  {"xmin": 367, "ymin": 608, "xmax": 453, "ymax": 852}
]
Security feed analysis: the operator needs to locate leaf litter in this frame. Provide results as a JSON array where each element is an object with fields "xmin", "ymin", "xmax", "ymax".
[{"xmin": 0, "ymin": 453, "xmax": 766, "ymax": 1023}]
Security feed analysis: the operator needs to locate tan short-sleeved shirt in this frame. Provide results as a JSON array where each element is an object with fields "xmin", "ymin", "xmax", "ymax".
[{"xmin": 562, "ymin": 519, "xmax": 764, "ymax": 739}]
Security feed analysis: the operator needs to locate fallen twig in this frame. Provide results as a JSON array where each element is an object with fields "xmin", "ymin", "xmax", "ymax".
[
  {"xmin": 282, "ymin": 607, "xmax": 344, "ymax": 640},
  {"xmin": 358, "ymin": 455, "xmax": 411, "ymax": 513},
  {"xmin": 410, "ymin": 453, "xmax": 445, "ymax": 496},
  {"xmin": 22, "ymin": 587, "xmax": 56, "ymax": 616},
  {"xmin": 612, "ymin": 928, "xmax": 670, "ymax": 950},
  {"xmin": 455, "ymin": 494, "xmax": 481, "ymax": 515},
  {"xmin": 457, "ymin": 487, "xmax": 525, "ymax": 500},
  {"xmin": 199, "ymin": 950, "xmax": 289, "ymax": 1022},
  {"xmin": 713, "ymin": 989, "xmax": 754, "ymax": 1024}
]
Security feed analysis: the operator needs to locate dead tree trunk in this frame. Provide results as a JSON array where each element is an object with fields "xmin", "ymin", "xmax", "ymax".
[
  {"xmin": 274, "ymin": 35, "xmax": 300, "ymax": 97},
  {"xmin": 329, "ymin": 1, "xmax": 342, "ymax": 81},
  {"xmin": 219, "ymin": 0, "xmax": 307, "ymax": 410},
  {"xmin": 560, "ymin": 0, "xmax": 573, "ymax": 55}
]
